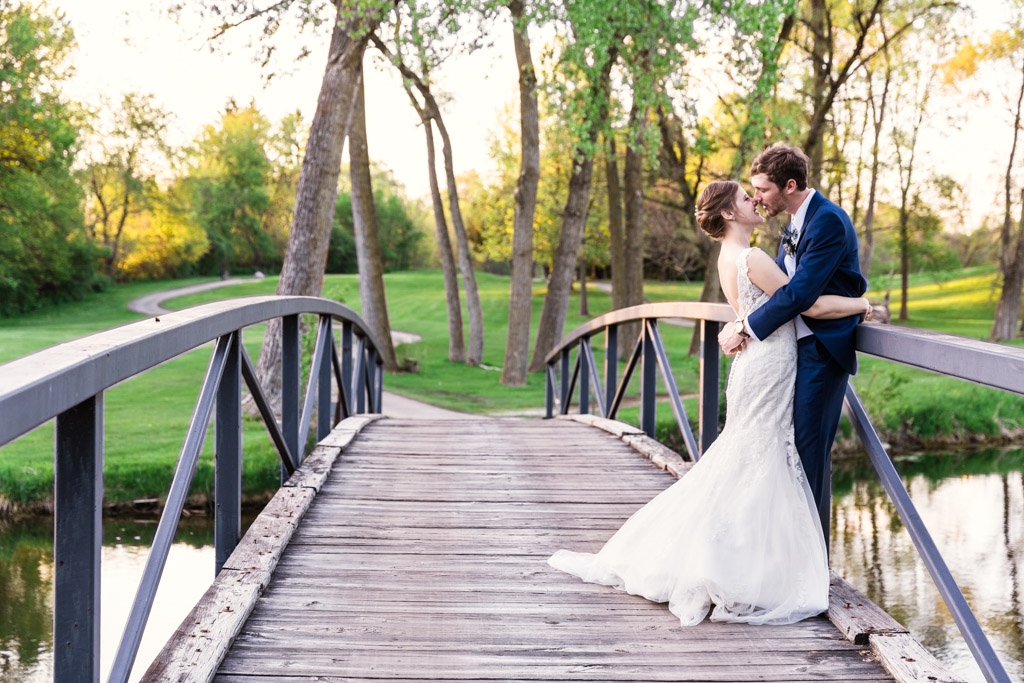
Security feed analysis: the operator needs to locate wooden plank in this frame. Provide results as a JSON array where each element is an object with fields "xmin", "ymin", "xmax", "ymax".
[
  {"xmin": 827, "ymin": 571, "xmax": 907, "ymax": 644},
  {"xmin": 868, "ymin": 633, "xmax": 963, "ymax": 683},
  {"xmin": 200, "ymin": 417, "xmax": 903, "ymax": 683}
]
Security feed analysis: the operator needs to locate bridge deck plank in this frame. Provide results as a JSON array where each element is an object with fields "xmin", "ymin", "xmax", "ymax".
[{"xmin": 215, "ymin": 417, "xmax": 893, "ymax": 682}]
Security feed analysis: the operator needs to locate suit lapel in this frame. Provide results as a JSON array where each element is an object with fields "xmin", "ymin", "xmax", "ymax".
[{"xmin": 795, "ymin": 191, "xmax": 826, "ymax": 263}]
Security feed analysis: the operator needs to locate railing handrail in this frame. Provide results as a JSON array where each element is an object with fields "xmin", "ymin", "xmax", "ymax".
[
  {"xmin": 0, "ymin": 295, "xmax": 385, "ymax": 448},
  {"xmin": 545, "ymin": 301, "xmax": 736, "ymax": 366}
]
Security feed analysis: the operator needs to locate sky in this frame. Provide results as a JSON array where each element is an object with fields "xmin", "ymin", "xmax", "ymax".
[{"xmin": 53, "ymin": 0, "xmax": 1013, "ymax": 225}]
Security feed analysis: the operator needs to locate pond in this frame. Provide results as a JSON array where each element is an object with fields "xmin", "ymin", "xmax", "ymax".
[{"xmin": 0, "ymin": 450, "xmax": 1021, "ymax": 682}]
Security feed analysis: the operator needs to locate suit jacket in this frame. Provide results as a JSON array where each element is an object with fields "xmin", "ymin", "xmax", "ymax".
[{"xmin": 747, "ymin": 191, "xmax": 868, "ymax": 376}]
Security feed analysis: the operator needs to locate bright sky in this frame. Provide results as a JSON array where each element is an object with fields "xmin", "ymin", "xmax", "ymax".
[{"xmin": 54, "ymin": 0, "xmax": 1013, "ymax": 225}]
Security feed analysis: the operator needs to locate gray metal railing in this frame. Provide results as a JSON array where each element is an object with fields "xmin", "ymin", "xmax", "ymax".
[
  {"xmin": 0, "ymin": 295, "xmax": 385, "ymax": 683},
  {"xmin": 544, "ymin": 301, "xmax": 1016, "ymax": 683}
]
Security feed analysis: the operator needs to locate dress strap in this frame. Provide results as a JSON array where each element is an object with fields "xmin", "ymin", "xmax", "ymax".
[{"xmin": 735, "ymin": 247, "xmax": 756, "ymax": 278}]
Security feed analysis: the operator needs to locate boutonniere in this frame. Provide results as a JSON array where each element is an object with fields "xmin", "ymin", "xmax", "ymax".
[{"xmin": 781, "ymin": 223, "xmax": 798, "ymax": 256}]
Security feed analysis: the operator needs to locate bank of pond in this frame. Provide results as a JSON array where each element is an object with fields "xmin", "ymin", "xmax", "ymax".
[{"xmin": 0, "ymin": 447, "xmax": 1021, "ymax": 682}]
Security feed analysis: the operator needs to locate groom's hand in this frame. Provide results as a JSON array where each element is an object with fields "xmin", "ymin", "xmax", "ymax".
[{"xmin": 718, "ymin": 321, "xmax": 747, "ymax": 356}]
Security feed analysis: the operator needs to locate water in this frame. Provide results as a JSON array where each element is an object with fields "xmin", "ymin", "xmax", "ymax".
[{"xmin": 0, "ymin": 452, "xmax": 1022, "ymax": 682}]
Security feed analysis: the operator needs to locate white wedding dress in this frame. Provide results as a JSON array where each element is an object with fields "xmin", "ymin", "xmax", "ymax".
[{"xmin": 548, "ymin": 247, "xmax": 829, "ymax": 626}]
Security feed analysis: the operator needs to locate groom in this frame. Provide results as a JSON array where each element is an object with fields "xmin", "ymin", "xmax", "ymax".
[{"xmin": 718, "ymin": 144, "xmax": 867, "ymax": 547}]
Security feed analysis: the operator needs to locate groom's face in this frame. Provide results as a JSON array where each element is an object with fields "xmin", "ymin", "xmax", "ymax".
[{"xmin": 751, "ymin": 173, "xmax": 787, "ymax": 218}]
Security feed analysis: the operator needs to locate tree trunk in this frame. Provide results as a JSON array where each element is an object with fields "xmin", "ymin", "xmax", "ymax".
[
  {"xmin": 368, "ymin": 32, "xmax": 482, "ymax": 365},
  {"xmin": 606, "ymin": 135, "xmax": 626, "ymax": 313},
  {"xmin": 423, "ymin": 117, "xmax": 466, "ymax": 362},
  {"xmin": 804, "ymin": 0, "xmax": 830, "ymax": 189},
  {"xmin": 527, "ymin": 149, "xmax": 595, "ymax": 373},
  {"xmin": 992, "ymin": 195, "xmax": 1024, "ymax": 339},
  {"xmin": 434, "ymin": 113, "xmax": 484, "ymax": 366},
  {"xmin": 349, "ymin": 63, "xmax": 399, "ymax": 371},
  {"xmin": 578, "ymin": 245, "xmax": 589, "ymax": 317},
  {"xmin": 252, "ymin": 11, "xmax": 376, "ymax": 414},
  {"xmin": 898, "ymin": 205, "xmax": 909, "ymax": 322},
  {"xmin": 621, "ymin": 98, "xmax": 647, "ymax": 349},
  {"xmin": 991, "ymin": 56, "xmax": 1024, "ymax": 341},
  {"xmin": 861, "ymin": 57, "xmax": 891, "ymax": 276},
  {"xmin": 500, "ymin": 0, "xmax": 540, "ymax": 387}
]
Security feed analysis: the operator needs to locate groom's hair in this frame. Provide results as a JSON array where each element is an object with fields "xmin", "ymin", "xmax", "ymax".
[{"xmin": 750, "ymin": 145, "xmax": 809, "ymax": 191}]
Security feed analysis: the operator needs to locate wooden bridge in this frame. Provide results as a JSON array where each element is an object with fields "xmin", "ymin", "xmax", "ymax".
[
  {"xmin": 145, "ymin": 415, "xmax": 941, "ymax": 682},
  {"xmin": 2, "ymin": 295, "xmax": 1016, "ymax": 682}
]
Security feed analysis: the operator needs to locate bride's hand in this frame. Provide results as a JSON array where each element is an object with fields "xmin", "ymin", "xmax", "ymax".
[{"xmin": 860, "ymin": 298, "xmax": 872, "ymax": 322}]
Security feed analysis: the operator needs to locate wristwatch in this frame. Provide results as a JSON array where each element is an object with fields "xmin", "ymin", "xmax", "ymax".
[{"xmin": 735, "ymin": 321, "xmax": 750, "ymax": 338}]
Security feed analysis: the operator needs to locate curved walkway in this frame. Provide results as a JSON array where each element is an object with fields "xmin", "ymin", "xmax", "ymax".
[{"xmin": 127, "ymin": 278, "xmax": 455, "ymax": 419}]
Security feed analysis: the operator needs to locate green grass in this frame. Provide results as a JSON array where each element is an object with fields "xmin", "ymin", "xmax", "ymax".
[{"xmin": 1, "ymin": 266, "xmax": 1021, "ymax": 508}]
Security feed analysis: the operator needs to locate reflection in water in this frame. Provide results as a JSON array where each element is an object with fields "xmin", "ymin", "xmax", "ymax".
[
  {"xmin": 831, "ymin": 449, "xmax": 1024, "ymax": 683},
  {"xmin": 0, "ymin": 454, "xmax": 1022, "ymax": 682},
  {"xmin": 0, "ymin": 516, "xmax": 230, "ymax": 682}
]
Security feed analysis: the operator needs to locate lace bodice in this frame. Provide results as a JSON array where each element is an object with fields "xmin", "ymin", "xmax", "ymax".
[{"xmin": 735, "ymin": 247, "xmax": 771, "ymax": 317}]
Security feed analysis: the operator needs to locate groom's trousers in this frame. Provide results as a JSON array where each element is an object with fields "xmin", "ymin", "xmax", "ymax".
[{"xmin": 794, "ymin": 335, "xmax": 849, "ymax": 553}]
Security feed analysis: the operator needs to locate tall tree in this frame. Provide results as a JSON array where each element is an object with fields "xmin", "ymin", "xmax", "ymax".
[
  {"xmin": 82, "ymin": 93, "xmax": 172, "ymax": 278},
  {"xmin": 526, "ymin": 20, "xmax": 620, "ymax": 373},
  {"xmin": 0, "ymin": 1, "xmax": 97, "ymax": 315},
  {"xmin": 407, "ymin": 95, "xmax": 466, "ymax": 361},
  {"xmin": 859, "ymin": 46, "xmax": 893, "ymax": 275},
  {"xmin": 253, "ymin": 4, "xmax": 388, "ymax": 411},
  {"xmin": 501, "ymin": 0, "xmax": 541, "ymax": 387},
  {"xmin": 944, "ymin": 19, "xmax": 1024, "ymax": 340},
  {"xmin": 794, "ymin": 0, "xmax": 955, "ymax": 188},
  {"xmin": 349, "ymin": 61, "xmax": 399, "ymax": 371},
  {"xmin": 371, "ymin": 26, "xmax": 485, "ymax": 365}
]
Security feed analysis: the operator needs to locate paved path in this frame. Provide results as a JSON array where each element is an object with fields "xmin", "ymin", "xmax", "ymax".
[{"xmin": 127, "ymin": 278, "xmax": 452, "ymax": 419}]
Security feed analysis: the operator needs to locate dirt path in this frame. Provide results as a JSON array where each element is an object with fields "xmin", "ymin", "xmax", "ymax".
[{"xmin": 127, "ymin": 279, "xmax": 458, "ymax": 419}]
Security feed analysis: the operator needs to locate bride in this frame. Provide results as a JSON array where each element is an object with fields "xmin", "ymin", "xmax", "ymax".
[{"xmin": 548, "ymin": 180, "xmax": 871, "ymax": 626}]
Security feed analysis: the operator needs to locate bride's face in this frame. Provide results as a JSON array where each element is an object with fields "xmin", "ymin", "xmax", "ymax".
[{"xmin": 729, "ymin": 186, "xmax": 764, "ymax": 228}]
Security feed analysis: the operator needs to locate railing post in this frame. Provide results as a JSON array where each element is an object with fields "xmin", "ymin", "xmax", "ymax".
[
  {"xmin": 698, "ymin": 319, "xmax": 721, "ymax": 454},
  {"xmin": 375, "ymin": 361, "xmax": 384, "ymax": 413},
  {"xmin": 215, "ymin": 332, "xmax": 242, "ymax": 575},
  {"xmin": 640, "ymin": 319, "xmax": 657, "ymax": 438},
  {"xmin": 366, "ymin": 347, "xmax": 378, "ymax": 413},
  {"xmin": 545, "ymin": 365, "xmax": 554, "ymax": 418},
  {"xmin": 604, "ymin": 324, "xmax": 618, "ymax": 418},
  {"xmin": 560, "ymin": 348, "xmax": 570, "ymax": 412},
  {"xmin": 579, "ymin": 338, "xmax": 590, "ymax": 414},
  {"xmin": 54, "ymin": 395, "xmax": 103, "ymax": 683},
  {"xmin": 282, "ymin": 314, "xmax": 301, "ymax": 473},
  {"xmin": 341, "ymin": 321, "xmax": 353, "ymax": 416},
  {"xmin": 318, "ymin": 317, "xmax": 333, "ymax": 439},
  {"xmin": 354, "ymin": 337, "xmax": 367, "ymax": 414}
]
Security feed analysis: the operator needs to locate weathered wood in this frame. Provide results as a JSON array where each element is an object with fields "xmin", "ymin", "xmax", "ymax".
[
  {"xmin": 142, "ymin": 416, "xmax": 381, "ymax": 683},
  {"xmin": 828, "ymin": 571, "xmax": 962, "ymax": 682},
  {"xmin": 868, "ymin": 632, "xmax": 962, "ymax": 683},
  {"xmin": 200, "ymin": 418, "xmax": 901, "ymax": 682},
  {"xmin": 827, "ymin": 570, "xmax": 908, "ymax": 644}
]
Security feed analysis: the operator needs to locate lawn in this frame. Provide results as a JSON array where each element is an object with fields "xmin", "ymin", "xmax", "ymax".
[{"xmin": 1, "ymin": 266, "xmax": 1021, "ymax": 508}]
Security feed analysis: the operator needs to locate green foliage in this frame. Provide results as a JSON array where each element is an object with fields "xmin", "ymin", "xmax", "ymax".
[
  {"xmin": 186, "ymin": 101, "xmax": 280, "ymax": 275},
  {"xmin": 330, "ymin": 167, "xmax": 429, "ymax": 273},
  {"xmin": 0, "ymin": 2, "xmax": 100, "ymax": 316}
]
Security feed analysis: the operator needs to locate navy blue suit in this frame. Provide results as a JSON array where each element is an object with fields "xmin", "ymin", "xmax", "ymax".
[{"xmin": 747, "ymin": 191, "xmax": 867, "ymax": 546}]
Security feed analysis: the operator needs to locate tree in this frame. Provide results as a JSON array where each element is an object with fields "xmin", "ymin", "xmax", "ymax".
[
  {"xmin": 0, "ymin": 2, "xmax": 98, "ymax": 316},
  {"xmin": 945, "ymin": 18, "xmax": 1024, "ymax": 340},
  {"xmin": 250, "ymin": 2, "xmax": 390, "ymax": 411},
  {"xmin": 889, "ymin": 30, "xmax": 941, "ymax": 321},
  {"xmin": 81, "ymin": 93, "xmax": 173, "ymax": 278},
  {"xmin": 187, "ymin": 100, "xmax": 275, "ymax": 275},
  {"xmin": 792, "ymin": 0, "xmax": 956, "ymax": 188},
  {"xmin": 501, "ymin": 0, "xmax": 541, "ymax": 387},
  {"xmin": 370, "ymin": 6, "xmax": 485, "ymax": 366}
]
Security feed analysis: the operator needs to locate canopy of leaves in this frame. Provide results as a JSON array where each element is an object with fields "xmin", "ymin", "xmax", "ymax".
[{"xmin": 0, "ymin": 2, "xmax": 100, "ymax": 316}]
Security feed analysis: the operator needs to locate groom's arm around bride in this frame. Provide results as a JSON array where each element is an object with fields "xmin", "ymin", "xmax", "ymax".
[{"xmin": 720, "ymin": 144, "xmax": 868, "ymax": 545}]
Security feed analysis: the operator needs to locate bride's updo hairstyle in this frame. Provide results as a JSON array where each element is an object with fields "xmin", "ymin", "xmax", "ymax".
[{"xmin": 695, "ymin": 180, "xmax": 740, "ymax": 240}]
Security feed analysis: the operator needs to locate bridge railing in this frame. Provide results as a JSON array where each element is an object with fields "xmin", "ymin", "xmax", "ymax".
[
  {"xmin": 0, "ymin": 295, "xmax": 385, "ymax": 683},
  {"xmin": 544, "ymin": 302, "xmax": 1017, "ymax": 683}
]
